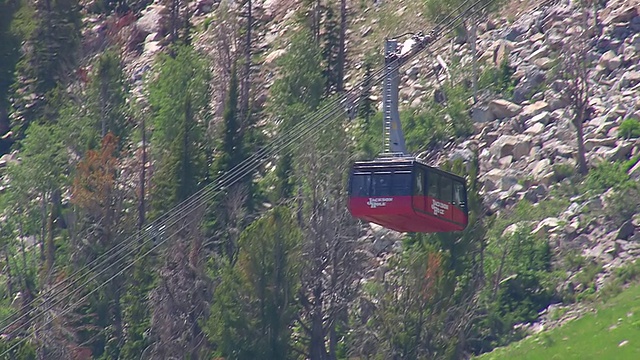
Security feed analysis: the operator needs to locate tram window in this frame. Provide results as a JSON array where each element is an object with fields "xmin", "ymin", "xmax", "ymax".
[
  {"xmin": 392, "ymin": 172, "xmax": 412, "ymax": 195},
  {"xmin": 440, "ymin": 176, "xmax": 452, "ymax": 203},
  {"xmin": 414, "ymin": 169, "xmax": 424, "ymax": 195},
  {"xmin": 372, "ymin": 173, "xmax": 391, "ymax": 196},
  {"xmin": 428, "ymin": 172, "xmax": 439, "ymax": 198},
  {"xmin": 453, "ymin": 181, "xmax": 467, "ymax": 211},
  {"xmin": 351, "ymin": 174, "xmax": 371, "ymax": 197}
]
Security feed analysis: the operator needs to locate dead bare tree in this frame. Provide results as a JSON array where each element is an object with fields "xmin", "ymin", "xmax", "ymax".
[
  {"xmin": 560, "ymin": 6, "xmax": 595, "ymax": 176},
  {"xmin": 148, "ymin": 203, "xmax": 211, "ymax": 359},
  {"xmin": 294, "ymin": 128, "xmax": 366, "ymax": 360}
]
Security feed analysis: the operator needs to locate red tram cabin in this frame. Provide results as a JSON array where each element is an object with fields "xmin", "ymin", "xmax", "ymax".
[{"xmin": 348, "ymin": 157, "xmax": 468, "ymax": 233}]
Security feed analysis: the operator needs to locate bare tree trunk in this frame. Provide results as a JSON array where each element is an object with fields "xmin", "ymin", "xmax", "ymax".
[
  {"xmin": 4, "ymin": 247, "xmax": 13, "ymax": 299},
  {"xmin": 138, "ymin": 116, "xmax": 146, "ymax": 230},
  {"xmin": 313, "ymin": 0, "xmax": 321, "ymax": 42},
  {"xmin": 309, "ymin": 305, "xmax": 326, "ymax": 360},
  {"xmin": 40, "ymin": 195, "xmax": 47, "ymax": 266},
  {"xmin": 575, "ymin": 116, "xmax": 588, "ymax": 175},
  {"xmin": 100, "ymin": 80, "xmax": 108, "ymax": 137},
  {"xmin": 470, "ymin": 24, "xmax": 478, "ymax": 102},
  {"xmin": 44, "ymin": 189, "xmax": 60, "ymax": 280},
  {"xmin": 336, "ymin": 0, "xmax": 346, "ymax": 92},
  {"xmin": 170, "ymin": 0, "xmax": 179, "ymax": 44},
  {"xmin": 241, "ymin": 0, "xmax": 252, "ymax": 118}
]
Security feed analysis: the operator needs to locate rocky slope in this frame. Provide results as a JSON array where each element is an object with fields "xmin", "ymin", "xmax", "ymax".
[{"xmin": 381, "ymin": 0, "xmax": 640, "ymax": 331}]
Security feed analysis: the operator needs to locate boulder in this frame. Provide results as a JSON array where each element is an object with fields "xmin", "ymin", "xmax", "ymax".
[
  {"xmin": 598, "ymin": 50, "xmax": 619, "ymax": 70},
  {"xmin": 616, "ymin": 220, "xmax": 635, "ymax": 240},
  {"xmin": 513, "ymin": 68, "xmax": 546, "ymax": 104},
  {"xmin": 531, "ymin": 217, "xmax": 560, "ymax": 238},
  {"xmin": 264, "ymin": 49, "xmax": 286, "ymax": 67},
  {"xmin": 620, "ymin": 71, "xmax": 640, "ymax": 88},
  {"xmin": 584, "ymin": 137, "xmax": 617, "ymax": 151},
  {"xmin": 525, "ymin": 122, "xmax": 545, "ymax": 135},
  {"xmin": 494, "ymin": 39, "xmax": 514, "ymax": 65},
  {"xmin": 488, "ymin": 99, "xmax": 522, "ymax": 119},
  {"xmin": 490, "ymin": 134, "xmax": 532, "ymax": 160},
  {"xmin": 520, "ymin": 101, "xmax": 550, "ymax": 121},
  {"xmin": 136, "ymin": 5, "xmax": 167, "ymax": 35},
  {"xmin": 603, "ymin": 6, "xmax": 639, "ymax": 26},
  {"xmin": 628, "ymin": 159, "xmax": 640, "ymax": 179},
  {"xmin": 471, "ymin": 105, "xmax": 495, "ymax": 123}
]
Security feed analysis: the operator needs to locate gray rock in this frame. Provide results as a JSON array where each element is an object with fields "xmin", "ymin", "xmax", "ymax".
[
  {"xmin": 584, "ymin": 137, "xmax": 618, "ymax": 151},
  {"xmin": 489, "ymin": 99, "xmax": 522, "ymax": 119},
  {"xmin": 525, "ymin": 122, "xmax": 546, "ymax": 135},
  {"xmin": 620, "ymin": 71, "xmax": 640, "ymax": 88},
  {"xmin": 603, "ymin": 6, "xmax": 639, "ymax": 26},
  {"xmin": 471, "ymin": 105, "xmax": 495, "ymax": 123},
  {"xmin": 630, "ymin": 160, "xmax": 640, "ymax": 180},
  {"xmin": 513, "ymin": 68, "xmax": 546, "ymax": 104},
  {"xmin": 617, "ymin": 220, "xmax": 635, "ymax": 240},
  {"xmin": 136, "ymin": 5, "xmax": 167, "ymax": 35}
]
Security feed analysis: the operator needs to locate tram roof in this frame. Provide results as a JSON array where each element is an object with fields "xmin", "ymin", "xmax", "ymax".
[{"xmin": 351, "ymin": 156, "xmax": 466, "ymax": 181}]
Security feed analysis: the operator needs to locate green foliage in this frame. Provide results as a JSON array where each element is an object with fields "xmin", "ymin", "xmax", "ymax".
[
  {"xmin": 213, "ymin": 66, "xmax": 247, "ymax": 179},
  {"xmin": 424, "ymin": 0, "xmax": 504, "ymax": 27},
  {"xmin": 0, "ymin": 338, "xmax": 37, "ymax": 359},
  {"xmin": 89, "ymin": 49, "xmax": 129, "ymax": 140},
  {"xmin": 149, "ymin": 45, "xmax": 210, "ymax": 149},
  {"xmin": 360, "ymin": 247, "xmax": 456, "ymax": 359},
  {"xmin": 206, "ymin": 207, "xmax": 302, "ymax": 359},
  {"xmin": 120, "ymin": 245, "xmax": 157, "ymax": 359},
  {"xmin": 322, "ymin": 3, "xmax": 341, "ymax": 92},
  {"xmin": 603, "ymin": 184, "xmax": 640, "ymax": 227},
  {"xmin": 0, "ymin": 0, "xmax": 30, "ymax": 124},
  {"xmin": 476, "ymin": 284, "xmax": 640, "ymax": 360},
  {"xmin": 583, "ymin": 161, "xmax": 631, "ymax": 192},
  {"xmin": 478, "ymin": 60, "xmax": 519, "ymax": 98},
  {"xmin": 403, "ymin": 82, "xmax": 474, "ymax": 152},
  {"xmin": 149, "ymin": 45, "xmax": 210, "ymax": 215},
  {"xmin": 9, "ymin": 121, "xmax": 68, "ymax": 193},
  {"xmin": 10, "ymin": 0, "xmax": 82, "ymax": 134},
  {"xmin": 270, "ymin": 28, "xmax": 324, "ymax": 117},
  {"xmin": 552, "ymin": 163, "xmax": 576, "ymax": 182},
  {"xmin": 269, "ymin": 27, "xmax": 325, "ymax": 200},
  {"xmin": 618, "ymin": 118, "xmax": 640, "ymax": 139}
]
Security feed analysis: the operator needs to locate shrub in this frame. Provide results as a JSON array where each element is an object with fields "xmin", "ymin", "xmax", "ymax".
[
  {"xmin": 553, "ymin": 163, "xmax": 575, "ymax": 182},
  {"xmin": 583, "ymin": 161, "xmax": 631, "ymax": 192},
  {"xmin": 478, "ymin": 59, "xmax": 519, "ymax": 98},
  {"xmin": 618, "ymin": 118, "xmax": 640, "ymax": 139}
]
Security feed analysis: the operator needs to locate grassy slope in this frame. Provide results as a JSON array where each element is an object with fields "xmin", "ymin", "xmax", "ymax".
[{"xmin": 476, "ymin": 283, "xmax": 640, "ymax": 360}]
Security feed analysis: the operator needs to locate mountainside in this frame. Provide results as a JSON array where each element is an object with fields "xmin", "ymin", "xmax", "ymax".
[{"xmin": 1, "ymin": 0, "xmax": 640, "ymax": 358}]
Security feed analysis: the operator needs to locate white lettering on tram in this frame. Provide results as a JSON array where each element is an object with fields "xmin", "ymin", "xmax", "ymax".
[
  {"xmin": 367, "ymin": 197, "xmax": 393, "ymax": 209},
  {"xmin": 431, "ymin": 199, "xmax": 450, "ymax": 216}
]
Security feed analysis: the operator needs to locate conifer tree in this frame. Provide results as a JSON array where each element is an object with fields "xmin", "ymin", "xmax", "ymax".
[
  {"xmin": 146, "ymin": 45, "xmax": 211, "ymax": 358},
  {"xmin": 10, "ymin": 0, "xmax": 81, "ymax": 136},
  {"xmin": 148, "ymin": 45, "xmax": 210, "ymax": 215},
  {"xmin": 269, "ymin": 27, "xmax": 324, "ymax": 200},
  {"xmin": 90, "ymin": 49, "xmax": 128, "ymax": 140},
  {"xmin": 322, "ymin": 3, "xmax": 340, "ymax": 93},
  {"xmin": 206, "ymin": 207, "xmax": 302, "ymax": 359}
]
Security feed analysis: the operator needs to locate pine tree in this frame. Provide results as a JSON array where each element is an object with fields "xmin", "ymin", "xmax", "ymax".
[
  {"xmin": 10, "ymin": 0, "xmax": 81, "ymax": 136},
  {"xmin": 269, "ymin": 27, "xmax": 324, "ymax": 200},
  {"xmin": 90, "ymin": 49, "xmax": 128, "ymax": 140},
  {"xmin": 148, "ymin": 45, "xmax": 210, "ymax": 215},
  {"xmin": 145, "ymin": 45, "xmax": 211, "ymax": 357},
  {"xmin": 206, "ymin": 207, "xmax": 302, "ymax": 359},
  {"xmin": 322, "ymin": 3, "xmax": 340, "ymax": 93}
]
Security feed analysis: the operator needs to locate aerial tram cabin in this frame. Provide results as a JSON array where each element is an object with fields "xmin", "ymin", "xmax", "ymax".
[
  {"xmin": 347, "ymin": 37, "xmax": 468, "ymax": 233},
  {"xmin": 348, "ymin": 157, "xmax": 468, "ymax": 233}
]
